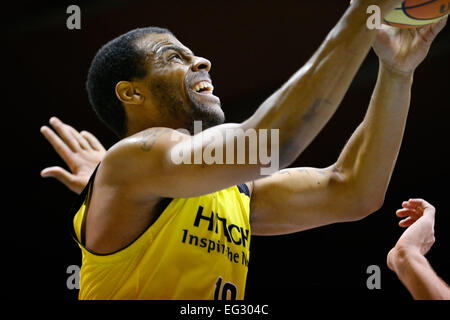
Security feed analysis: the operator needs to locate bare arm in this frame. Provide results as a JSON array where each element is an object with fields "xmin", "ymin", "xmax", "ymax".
[
  {"xmin": 242, "ymin": 0, "xmax": 401, "ymax": 163},
  {"xmin": 249, "ymin": 18, "xmax": 447, "ymax": 235},
  {"xmin": 390, "ymin": 249, "xmax": 450, "ymax": 300},
  {"xmin": 387, "ymin": 199, "xmax": 450, "ymax": 300},
  {"xmin": 250, "ymin": 65, "xmax": 413, "ymax": 235}
]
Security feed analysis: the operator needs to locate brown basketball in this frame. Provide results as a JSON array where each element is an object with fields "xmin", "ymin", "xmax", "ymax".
[
  {"xmin": 404, "ymin": 0, "xmax": 450, "ymax": 19},
  {"xmin": 384, "ymin": 0, "xmax": 449, "ymax": 28}
]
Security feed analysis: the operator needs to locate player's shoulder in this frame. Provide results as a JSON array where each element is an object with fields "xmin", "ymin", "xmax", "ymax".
[
  {"xmin": 105, "ymin": 127, "xmax": 183, "ymax": 164},
  {"xmin": 97, "ymin": 127, "xmax": 177, "ymax": 183},
  {"xmin": 114, "ymin": 127, "xmax": 178, "ymax": 152}
]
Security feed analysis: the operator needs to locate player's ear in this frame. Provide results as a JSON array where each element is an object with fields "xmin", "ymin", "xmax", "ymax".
[{"xmin": 115, "ymin": 81, "xmax": 145, "ymax": 105}]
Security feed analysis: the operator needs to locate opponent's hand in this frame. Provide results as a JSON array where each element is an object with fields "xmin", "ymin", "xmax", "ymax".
[
  {"xmin": 40, "ymin": 117, "xmax": 106, "ymax": 194},
  {"xmin": 373, "ymin": 16, "xmax": 447, "ymax": 74},
  {"xmin": 387, "ymin": 199, "xmax": 436, "ymax": 270}
]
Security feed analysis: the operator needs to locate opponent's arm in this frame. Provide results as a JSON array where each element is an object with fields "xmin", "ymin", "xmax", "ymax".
[
  {"xmin": 101, "ymin": 0, "xmax": 403, "ymax": 200},
  {"xmin": 249, "ymin": 18, "xmax": 447, "ymax": 235},
  {"xmin": 389, "ymin": 248, "xmax": 450, "ymax": 300},
  {"xmin": 387, "ymin": 199, "xmax": 450, "ymax": 300}
]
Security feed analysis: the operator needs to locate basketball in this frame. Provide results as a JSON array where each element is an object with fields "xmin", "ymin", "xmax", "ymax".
[{"xmin": 384, "ymin": 0, "xmax": 449, "ymax": 28}]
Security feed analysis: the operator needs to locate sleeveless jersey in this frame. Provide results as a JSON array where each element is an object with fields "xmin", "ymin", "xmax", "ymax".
[{"xmin": 69, "ymin": 168, "xmax": 251, "ymax": 300}]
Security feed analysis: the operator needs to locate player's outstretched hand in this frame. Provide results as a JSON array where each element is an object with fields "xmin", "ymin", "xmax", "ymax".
[
  {"xmin": 373, "ymin": 15, "xmax": 447, "ymax": 75},
  {"xmin": 40, "ymin": 117, "xmax": 106, "ymax": 194},
  {"xmin": 387, "ymin": 199, "xmax": 436, "ymax": 270}
]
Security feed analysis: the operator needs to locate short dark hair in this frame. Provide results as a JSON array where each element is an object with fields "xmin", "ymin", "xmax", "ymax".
[{"xmin": 86, "ymin": 27, "xmax": 173, "ymax": 138}]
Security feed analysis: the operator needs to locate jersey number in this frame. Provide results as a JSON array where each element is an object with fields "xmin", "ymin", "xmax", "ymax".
[{"xmin": 214, "ymin": 276, "xmax": 237, "ymax": 300}]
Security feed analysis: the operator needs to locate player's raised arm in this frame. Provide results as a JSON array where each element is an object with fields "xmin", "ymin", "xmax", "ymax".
[
  {"xmin": 243, "ymin": 0, "xmax": 402, "ymax": 163},
  {"xmin": 99, "ymin": 0, "xmax": 403, "ymax": 201},
  {"xmin": 249, "ymin": 17, "xmax": 447, "ymax": 235}
]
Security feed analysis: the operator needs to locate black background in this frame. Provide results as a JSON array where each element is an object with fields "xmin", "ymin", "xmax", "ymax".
[{"xmin": 5, "ymin": 0, "xmax": 449, "ymax": 301}]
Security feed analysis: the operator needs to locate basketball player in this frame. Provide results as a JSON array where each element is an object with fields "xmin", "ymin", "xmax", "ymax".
[
  {"xmin": 40, "ymin": 1, "xmax": 447, "ymax": 299},
  {"xmin": 388, "ymin": 199, "xmax": 450, "ymax": 300}
]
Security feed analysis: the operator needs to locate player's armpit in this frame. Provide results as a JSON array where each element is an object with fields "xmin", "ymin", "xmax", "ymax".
[{"xmin": 249, "ymin": 166, "xmax": 372, "ymax": 236}]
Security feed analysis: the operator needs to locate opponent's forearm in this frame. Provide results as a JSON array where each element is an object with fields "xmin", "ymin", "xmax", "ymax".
[
  {"xmin": 334, "ymin": 64, "xmax": 413, "ymax": 211},
  {"xmin": 390, "ymin": 248, "xmax": 450, "ymax": 300},
  {"xmin": 243, "ymin": 0, "xmax": 400, "ymax": 167}
]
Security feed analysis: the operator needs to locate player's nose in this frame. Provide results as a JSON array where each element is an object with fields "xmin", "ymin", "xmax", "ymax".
[{"xmin": 191, "ymin": 56, "xmax": 211, "ymax": 72}]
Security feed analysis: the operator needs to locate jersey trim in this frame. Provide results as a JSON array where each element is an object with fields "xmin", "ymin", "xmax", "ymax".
[
  {"xmin": 237, "ymin": 184, "xmax": 250, "ymax": 197},
  {"xmin": 67, "ymin": 163, "xmax": 175, "ymax": 257},
  {"xmin": 67, "ymin": 164, "xmax": 99, "ymax": 248}
]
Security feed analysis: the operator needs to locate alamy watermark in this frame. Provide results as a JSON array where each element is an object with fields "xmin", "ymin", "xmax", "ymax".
[
  {"xmin": 169, "ymin": 121, "xmax": 280, "ymax": 176},
  {"xmin": 66, "ymin": 5, "xmax": 81, "ymax": 30},
  {"xmin": 66, "ymin": 4, "xmax": 386, "ymax": 31},
  {"xmin": 366, "ymin": 5, "xmax": 383, "ymax": 30},
  {"xmin": 66, "ymin": 265, "xmax": 80, "ymax": 290},
  {"xmin": 67, "ymin": 264, "xmax": 383, "ymax": 291},
  {"xmin": 366, "ymin": 264, "xmax": 381, "ymax": 290}
]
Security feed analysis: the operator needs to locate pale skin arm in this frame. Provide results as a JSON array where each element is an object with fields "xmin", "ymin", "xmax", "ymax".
[
  {"xmin": 387, "ymin": 199, "xmax": 450, "ymax": 300},
  {"xmin": 249, "ymin": 18, "xmax": 447, "ymax": 235}
]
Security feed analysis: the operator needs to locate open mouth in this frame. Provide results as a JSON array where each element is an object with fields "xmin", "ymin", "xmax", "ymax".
[{"xmin": 191, "ymin": 80, "xmax": 214, "ymax": 95}]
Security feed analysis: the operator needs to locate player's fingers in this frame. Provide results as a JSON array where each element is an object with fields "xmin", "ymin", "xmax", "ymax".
[
  {"xmin": 401, "ymin": 202, "xmax": 422, "ymax": 216},
  {"xmin": 80, "ymin": 130, "xmax": 105, "ymax": 151},
  {"xmin": 40, "ymin": 166, "xmax": 76, "ymax": 189},
  {"xmin": 68, "ymin": 126, "xmax": 90, "ymax": 150},
  {"xmin": 408, "ymin": 198, "xmax": 433, "ymax": 209},
  {"xmin": 407, "ymin": 199, "xmax": 435, "ymax": 218},
  {"xmin": 412, "ymin": 201, "xmax": 436, "ymax": 222},
  {"xmin": 399, "ymin": 216, "xmax": 417, "ymax": 228},
  {"xmin": 402, "ymin": 199, "xmax": 415, "ymax": 207},
  {"xmin": 432, "ymin": 15, "xmax": 448, "ymax": 34},
  {"xmin": 48, "ymin": 117, "xmax": 80, "ymax": 152},
  {"xmin": 396, "ymin": 208, "xmax": 417, "ymax": 218},
  {"xmin": 40, "ymin": 125, "xmax": 74, "ymax": 164},
  {"xmin": 402, "ymin": 200, "xmax": 422, "ymax": 210},
  {"xmin": 407, "ymin": 198, "xmax": 425, "ymax": 203},
  {"xmin": 420, "ymin": 15, "xmax": 447, "ymax": 41}
]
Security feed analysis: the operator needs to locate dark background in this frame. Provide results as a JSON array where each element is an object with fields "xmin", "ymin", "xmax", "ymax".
[{"xmin": 5, "ymin": 0, "xmax": 449, "ymax": 300}]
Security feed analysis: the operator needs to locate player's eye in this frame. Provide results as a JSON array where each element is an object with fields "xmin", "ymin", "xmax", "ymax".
[{"xmin": 168, "ymin": 53, "xmax": 182, "ymax": 61}]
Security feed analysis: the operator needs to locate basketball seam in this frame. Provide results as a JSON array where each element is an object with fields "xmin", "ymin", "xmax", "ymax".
[
  {"xmin": 401, "ymin": 0, "xmax": 439, "ymax": 10},
  {"xmin": 402, "ymin": 0, "xmax": 448, "ymax": 21}
]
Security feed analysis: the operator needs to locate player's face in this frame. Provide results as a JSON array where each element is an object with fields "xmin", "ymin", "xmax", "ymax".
[{"xmin": 139, "ymin": 33, "xmax": 224, "ymax": 132}]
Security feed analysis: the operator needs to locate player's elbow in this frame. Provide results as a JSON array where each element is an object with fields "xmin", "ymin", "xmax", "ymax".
[
  {"xmin": 356, "ymin": 181, "xmax": 387, "ymax": 220},
  {"xmin": 339, "ymin": 194, "xmax": 384, "ymax": 222},
  {"xmin": 355, "ymin": 194, "xmax": 384, "ymax": 221},
  {"xmin": 335, "ymin": 173, "xmax": 385, "ymax": 221}
]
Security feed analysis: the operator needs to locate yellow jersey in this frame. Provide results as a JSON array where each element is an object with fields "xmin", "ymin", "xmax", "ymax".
[{"xmin": 69, "ymin": 167, "xmax": 251, "ymax": 300}]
